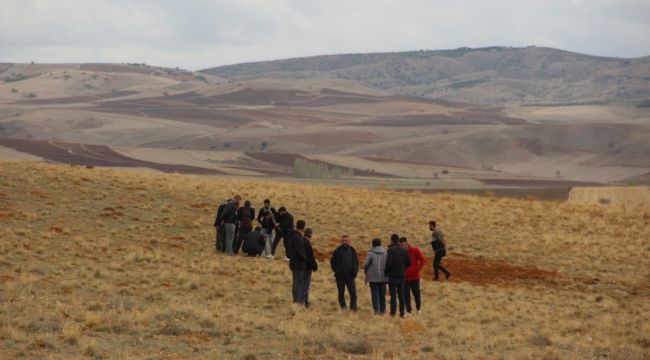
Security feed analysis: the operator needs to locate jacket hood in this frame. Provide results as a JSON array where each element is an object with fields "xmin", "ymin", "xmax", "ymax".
[{"xmin": 369, "ymin": 247, "xmax": 385, "ymax": 254}]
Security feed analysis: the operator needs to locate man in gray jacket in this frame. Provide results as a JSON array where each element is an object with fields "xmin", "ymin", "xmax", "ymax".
[{"xmin": 364, "ymin": 238, "xmax": 388, "ymax": 315}]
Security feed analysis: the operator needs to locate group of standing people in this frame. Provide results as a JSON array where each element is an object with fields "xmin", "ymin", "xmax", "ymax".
[
  {"xmin": 329, "ymin": 221, "xmax": 450, "ymax": 317},
  {"xmin": 213, "ymin": 197, "xmax": 452, "ymax": 316},
  {"xmin": 214, "ymin": 196, "xmax": 295, "ymax": 259}
]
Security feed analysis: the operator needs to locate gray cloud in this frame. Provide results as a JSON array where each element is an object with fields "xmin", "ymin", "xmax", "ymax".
[{"xmin": 1, "ymin": 0, "xmax": 649, "ymax": 70}]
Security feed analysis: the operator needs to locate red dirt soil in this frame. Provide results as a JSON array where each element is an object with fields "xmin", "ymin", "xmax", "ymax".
[{"xmin": 313, "ymin": 246, "xmax": 560, "ymax": 288}]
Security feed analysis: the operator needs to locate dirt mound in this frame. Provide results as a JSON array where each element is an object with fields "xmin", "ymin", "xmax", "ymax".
[{"xmin": 313, "ymin": 247, "xmax": 560, "ymax": 288}]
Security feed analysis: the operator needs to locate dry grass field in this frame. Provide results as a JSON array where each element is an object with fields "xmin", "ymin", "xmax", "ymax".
[{"xmin": 1, "ymin": 161, "xmax": 649, "ymax": 359}]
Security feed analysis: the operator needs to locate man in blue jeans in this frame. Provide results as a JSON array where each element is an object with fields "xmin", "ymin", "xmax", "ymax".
[{"xmin": 364, "ymin": 238, "xmax": 388, "ymax": 315}]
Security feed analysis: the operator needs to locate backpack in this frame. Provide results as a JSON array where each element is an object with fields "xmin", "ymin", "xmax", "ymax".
[{"xmin": 240, "ymin": 206, "xmax": 252, "ymax": 228}]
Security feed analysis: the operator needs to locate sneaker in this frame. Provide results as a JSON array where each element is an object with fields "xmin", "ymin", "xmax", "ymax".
[
  {"xmin": 267, "ymin": 254, "xmax": 275, "ymax": 259},
  {"xmin": 445, "ymin": 272, "xmax": 452, "ymax": 280},
  {"xmin": 284, "ymin": 257, "xmax": 290, "ymax": 261}
]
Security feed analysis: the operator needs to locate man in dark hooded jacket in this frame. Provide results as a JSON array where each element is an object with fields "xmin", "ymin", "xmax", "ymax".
[
  {"xmin": 330, "ymin": 235, "xmax": 359, "ymax": 311},
  {"xmin": 288, "ymin": 220, "xmax": 307, "ymax": 304},
  {"xmin": 242, "ymin": 226, "xmax": 265, "ymax": 256},
  {"xmin": 385, "ymin": 233, "xmax": 411, "ymax": 317}
]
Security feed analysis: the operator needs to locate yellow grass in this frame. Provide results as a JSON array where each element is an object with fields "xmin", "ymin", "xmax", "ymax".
[
  {"xmin": 0, "ymin": 161, "xmax": 649, "ymax": 359},
  {"xmin": 569, "ymin": 186, "xmax": 650, "ymax": 209}
]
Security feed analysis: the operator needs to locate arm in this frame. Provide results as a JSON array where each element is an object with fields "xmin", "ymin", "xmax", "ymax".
[
  {"xmin": 363, "ymin": 254, "xmax": 372, "ymax": 273},
  {"xmin": 404, "ymin": 249, "xmax": 412, "ymax": 269},
  {"xmin": 330, "ymin": 249, "xmax": 338, "ymax": 272},
  {"xmin": 384, "ymin": 252, "xmax": 393, "ymax": 276},
  {"xmin": 352, "ymin": 248, "xmax": 359, "ymax": 277},
  {"xmin": 416, "ymin": 248, "xmax": 425, "ymax": 270},
  {"xmin": 250, "ymin": 208, "xmax": 255, "ymax": 222}
]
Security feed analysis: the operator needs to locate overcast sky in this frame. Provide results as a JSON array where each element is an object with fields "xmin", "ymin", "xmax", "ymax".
[{"xmin": 1, "ymin": 0, "xmax": 649, "ymax": 70}]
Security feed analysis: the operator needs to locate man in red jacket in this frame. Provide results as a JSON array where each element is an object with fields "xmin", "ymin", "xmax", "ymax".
[{"xmin": 400, "ymin": 237, "xmax": 425, "ymax": 315}]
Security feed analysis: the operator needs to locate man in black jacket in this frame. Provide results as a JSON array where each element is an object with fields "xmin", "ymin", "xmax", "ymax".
[
  {"xmin": 288, "ymin": 220, "xmax": 307, "ymax": 304},
  {"xmin": 235, "ymin": 200, "xmax": 255, "ymax": 254},
  {"xmin": 213, "ymin": 199, "xmax": 230, "ymax": 252},
  {"xmin": 271, "ymin": 207, "xmax": 293, "ymax": 260},
  {"xmin": 330, "ymin": 235, "xmax": 359, "ymax": 311},
  {"xmin": 242, "ymin": 226, "xmax": 266, "ymax": 256},
  {"xmin": 303, "ymin": 228, "xmax": 318, "ymax": 308},
  {"xmin": 385, "ymin": 233, "xmax": 411, "ymax": 317},
  {"xmin": 258, "ymin": 199, "xmax": 277, "ymax": 257},
  {"xmin": 220, "ymin": 195, "xmax": 241, "ymax": 255},
  {"xmin": 430, "ymin": 220, "xmax": 451, "ymax": 281}
]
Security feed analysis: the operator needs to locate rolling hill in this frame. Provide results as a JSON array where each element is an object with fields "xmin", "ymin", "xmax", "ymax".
[
  {"xmin": 1, "ymin": 56, "xmax": 649, "ymax": 186},
  {"xmin": 201, "ymin": 46, "xmax": 650, "ymax": 105}
]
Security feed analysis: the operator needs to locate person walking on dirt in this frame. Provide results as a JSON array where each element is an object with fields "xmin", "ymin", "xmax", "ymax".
[
  {"xmin": 364, "ymin": 238, "xmax": 388, "ymax": 315},
  {"xmin": 400, "ymin": 237, "xmax": 425, "ymax": 315},
  {"xmin": 430, "ymin": 220, "xmax": 451, "ymax": 281},
  {"xmin": 385, "ymin": 234, "xmax": 411, "ymax": 317},
  {"xmin": 302, "ymin": 228, "xmax": 318, "ymax": 308},
  {"xmin": 288, "ymin": 220, "xmax": 307, "ymax": 304},
  {"xmin": 235, "ymin": 200, "xmax": 255, "ymax": 254},
  {"xmin": 330, "ymin": 235, "xmax": 359, "ymax": 311},
  {"xmin": 271, "ymin": 207, "xmax": 293, "ymax": 260},
  {"xmin": 213, "ymin": 199, "xmax": 230, "ymax": 253},
  {"xmin": 221, "ymin": 195, "xmax": 241, "ymax": 255}
]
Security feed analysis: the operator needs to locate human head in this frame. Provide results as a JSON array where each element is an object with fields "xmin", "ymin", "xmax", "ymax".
[
  {"xmin": 341, "ymin": 235, "xmax": 350, "ymax": 246},
  {"xmin": 429, "ymin": 220, "xmax": 437, "ymax": 231},
  {"xmin": 390, "ymin": 234, "xmax": 399, "ymax": 244},
  {"xmin": 399, "ymin": 237, "xmax": 408, "ymax": 248},
  {"xmin": 254, "ymin": 226, "xmax": 262, "ymax": 232},
  {"xmin": 304, "ymin": 228, "xmax": 313, "ymax": 239},
  {"xmin": 233, "ymin": 195, "xmax": 242, "ymax": 203},
  {"xmin": 278, "ymin": 207, "xmax": 287, "ymax": 214},
  {"xmin": 263, "ymin": 199, "xmax": 270, "ymax": 207},
  {"xmin": 371, "ymin": 238, "xmax": 381, "ymax": 247},
  {"xmin": 296, "ymin": 220, "xmax": 306, "ymax": 231},
  {"xmin": 244, "ymin": 200, "xmax": 251, "ymax": 207}
]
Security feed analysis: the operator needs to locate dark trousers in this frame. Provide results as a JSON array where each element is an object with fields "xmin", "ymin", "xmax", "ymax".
[
  {"xmin": 433, "ymin": 251, "xmax": 450, "ymax": 280},
  {"xmin": 336, "ymin": 277, "xmax": 357, "ymax": 310},
  {"xmin": 405, "ymin": 279, "xmax": 421, "ymax": 313},
  {"xmin": 303, "ymin": 270, "xmax": 312, "ymax": 307},
  {"xmin": 215, "ymin": 226, "xmax": 222, "ymax": 252},
  {"xmin": 216, "ymin": 226, "xmax": 226, "ymax": 252},
  {"xmin": 388, "ymin": 278, "xmax": 406, "ymax": 317},
  {"xmin": 292, "ymin": 270, "xmax": 306, "ymax": 304},
  {"xmin": 235, "ymin": 225, "xmax": 251, "ymax": 254},
  {"xmin": 369, "ymin": 282, "xmax": 386, "ymax": 314},
  {"xmin": 271, "ymin": 230, "xmax": 287, "ymax": 256}
]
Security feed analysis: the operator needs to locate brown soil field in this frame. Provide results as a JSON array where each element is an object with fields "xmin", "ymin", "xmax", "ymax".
[
  {"xmin": 0, "ymin": 138, "xmax": 224, "ymax": 174},
  {"xmin": 275, "ymin": 130, "xmax": 384, "ymax": 145},
  {"xmin": 479, "ymin": 178, "xmax": 602, "ymax": 187},
  {"xmin": 12, "ymin": 90, "xmax": 139, "ymax": 105},
  {"xmin": 2, "ymin": 161, "xmax": 648, "ymax": 359}
]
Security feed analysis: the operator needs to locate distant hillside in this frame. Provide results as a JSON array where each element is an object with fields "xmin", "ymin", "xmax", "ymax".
[{"xmin": 201, "ymin": 46, "xmax": 650, "ymax": 105}]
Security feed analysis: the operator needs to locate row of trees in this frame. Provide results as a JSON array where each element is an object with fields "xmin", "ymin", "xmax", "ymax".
[{"xmin": 293, "ymin": 158, "xmax": 354, "ymax": 179}]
